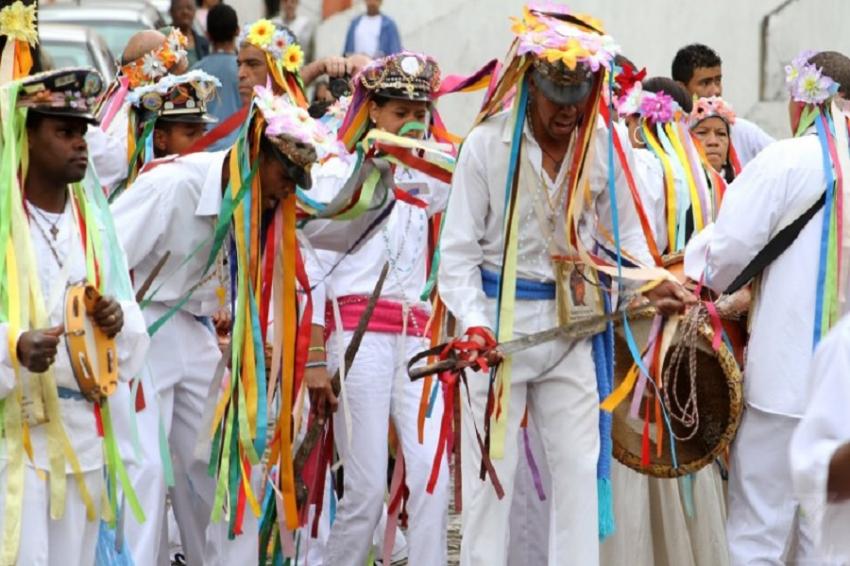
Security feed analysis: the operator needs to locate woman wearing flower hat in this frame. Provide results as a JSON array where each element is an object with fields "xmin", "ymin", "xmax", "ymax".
[
  {"xmin": 689, "ymin": 96, "xmax": 740, "ymax": 183},
  {"xmin": 307, "ymin": 51, "xmax": 452, "ymax": 566}
]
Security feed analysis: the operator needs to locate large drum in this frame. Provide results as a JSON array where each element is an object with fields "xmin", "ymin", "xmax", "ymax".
[{"xmin": 611, "ymin": 255, "xmax": 745, "ymax": 478}]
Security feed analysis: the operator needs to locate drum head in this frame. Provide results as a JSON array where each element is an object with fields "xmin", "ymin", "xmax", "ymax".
[{"xmin": 611, "ymin": 310, "xmax": 743, "ymax": 478}]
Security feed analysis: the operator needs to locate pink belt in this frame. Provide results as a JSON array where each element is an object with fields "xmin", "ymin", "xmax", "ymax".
[{"xmin": 325, "ymin": 295, "xmax": 431, "ymax": 337}]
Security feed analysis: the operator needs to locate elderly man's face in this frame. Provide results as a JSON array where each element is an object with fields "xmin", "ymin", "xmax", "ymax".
[
  {"xmin": 529, "ymin": 80, "xmax": 583, "ymax": 143},
  {"xmin": 237, "ymin": 45, "xmax": 270, "ymax": 104}
]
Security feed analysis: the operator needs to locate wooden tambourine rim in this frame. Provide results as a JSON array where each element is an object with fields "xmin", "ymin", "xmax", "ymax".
[{"xmin": 64, "ymin": 283, "xmax": 118, "ymax": 403}]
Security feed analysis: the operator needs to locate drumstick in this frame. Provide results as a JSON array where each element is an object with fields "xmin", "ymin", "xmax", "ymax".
[{"xmin": 134, "ymin": 251, "xmax": 172, "ymax": 303}]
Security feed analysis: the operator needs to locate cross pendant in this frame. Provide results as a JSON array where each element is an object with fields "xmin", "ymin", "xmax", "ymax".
[{"xmin": 49, "ymin": 225, "xmax": 59, "ymax": 240}]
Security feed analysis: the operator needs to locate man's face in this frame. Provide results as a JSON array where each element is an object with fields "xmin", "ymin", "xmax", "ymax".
[
  {"xmin": 258, "ymin": 150, "xmax": 297, "ymax": 212},
  {"xmin": 238, "ymin": 45, "xmax": 270, "ymax": 105},
  {"xmin": 368, "ymin": 99, "xmax": 429, "ymax": 137},
  {"xmin": 529, "ymin": 82, "xmax": 583, "ymax": 143},
  {"xmin": 282, "ymin": 0, "xmax": 298, "ymax": 19},
  {"xmin": 171, "ymin": 0, "xmax": 196, "ymax": 30},
  {"xmin": 365, "ymin": 0, "xmax": 381, "ymax": 14},
  {"xmin": 684, "ymin": 66, "xmax": 722, "ymax": 98},
  {"xmin": 27, "ymin": 115, "xmax": 90, "ymax": 184},
  {"xmin": 153, "ymin": 121, "xmax": 207, "ymax": 156}
]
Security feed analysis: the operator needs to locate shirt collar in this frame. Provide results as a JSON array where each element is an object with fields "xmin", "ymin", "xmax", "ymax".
[{"xmin": 195, "ymin": 151, "xmax": 229, "ymax": 217}]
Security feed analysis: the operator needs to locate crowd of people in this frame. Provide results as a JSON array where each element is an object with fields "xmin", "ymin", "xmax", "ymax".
[{"xmin": 1, "ymin": 1, "xmax": 850, "ymax": 565}]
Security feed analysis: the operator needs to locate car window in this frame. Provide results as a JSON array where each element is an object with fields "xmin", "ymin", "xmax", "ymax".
[
  {"xmin": 40, "ymin": 40, "xmax": 92, "ymax": 70},
  {"xmin": 69, "ymin": 21, "xmax": 148, "ymax": 57}
]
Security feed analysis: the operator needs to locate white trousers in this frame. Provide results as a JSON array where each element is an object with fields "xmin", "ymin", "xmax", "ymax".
[
  {"xmin": 324, "ymin": 330, "xmax": 449, "ymax": 566},
  {"xmin": 0, "ymin": 464, "xmax": 102, "ymax": 566},
  {"xmin": 460, "ymin": 299, "xmax": 600, "ymax": 566},
  {"xmin": 600, "ymin": 461, "xmax": 728, "ymax": 566},
  {"xmin": 110, "ymin": 368, "xmax": 169, "ymax": 566},
  {"xmin": 727, "ymin": 405, "xmax": 825, "ymax": 565},
  {"xmin": 144, "ymin": 306, "xmax": 257, "ymax": 566}
]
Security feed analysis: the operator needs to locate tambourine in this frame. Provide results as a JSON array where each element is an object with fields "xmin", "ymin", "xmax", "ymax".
[{"xmin": 64, "ymin": 282, "xmax": 118, "ymax": 403}]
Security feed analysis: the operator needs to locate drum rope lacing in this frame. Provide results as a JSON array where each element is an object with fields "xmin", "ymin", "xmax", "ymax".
[{"xmin": 661, "ymin": 304, "xmax": 708, "ymax": 442}]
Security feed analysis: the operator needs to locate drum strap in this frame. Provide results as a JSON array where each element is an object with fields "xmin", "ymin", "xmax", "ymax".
[{"xmin": 724, "ymin": 191, "xmax": 826, "ymax": 294}]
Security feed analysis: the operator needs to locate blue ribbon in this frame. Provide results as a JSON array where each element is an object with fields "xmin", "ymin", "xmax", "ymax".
[{"xmin": 813, "ymin": 113, "xmax": 834, "ymax": 348}]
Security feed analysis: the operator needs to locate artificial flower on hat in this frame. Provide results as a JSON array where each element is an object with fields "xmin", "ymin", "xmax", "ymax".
[
  {"xmin": 689, "ymin": 96, "xmax": 736, "ymax": 129},
  {"xmin": 121, "ymin": 28, "xmax": 189, "ymax": 89},
  {"xmin": 239, "ymin": 19, "xmax": 304, "ymax": 74},
  {"xmin": 785, "ymin": 50, "xmax": 839, "ymax": 106}
]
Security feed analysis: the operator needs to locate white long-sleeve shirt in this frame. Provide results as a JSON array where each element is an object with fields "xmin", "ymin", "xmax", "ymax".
[
  {"xmin": 731, "ymin": 117, "xmax": 775, "ymax": 167},
  {"xmin": 111, "ymin": 150, "xmax": 395, "ymax": 317},
  {"xmin": 790, "ymin": 314, "xmax": 850, "ymax": 563},
  {"xmin": 438, "ymin": 111, "xmax": 654, "ymax": 333},
  {"xmin": 0, "ymin": 198, "xmax": 148, "ymax": 471},
  {"xmin": 684, "ymin": 134, "xmax": 845, "ymax": 416},
  {"xmin": 632, "ymin": 147, "xmax": 668, "ymax": 254},
  {"xmin": 87, "ymin": 104, "xmax": 130, "ymax": 193},
  {"xmin": 309, "ymin": 156, "xmax": 449, "ymax": 308}
]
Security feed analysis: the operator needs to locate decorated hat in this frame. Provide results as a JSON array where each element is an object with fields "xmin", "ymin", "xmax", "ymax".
[
  {"xmin": 689, "ymin": 96, "xmax": 736, "ymax": 129},
  {"xmin": 127, "ymin": 70, "xmax": 220, "ymax": 124},
  {"xmin": 512, "ymin": 3, "xmax": 620, "ymax": 105},
  {"xmin": 17, "ymin": 67, "xmax": 105, "ymax": 124},
  {"xmin": 253, "ymin": 85, "xmax": 341, "ymax": 189},
  {"xmin": 357, "ymin": 52, "xmax": 441, "ymax": 102},
  {"xmin": 616, "ymin": 82, "xmax": 682, "ymax": 125},
  {"xmin": 785, "ymin": 50, "xmax": 839, "ymax": 105},
  {"xmin": 238, "ymin": 19, "xmax": 306, "ymax": 106},
  {"xmin": 120, "ymin": 28, "xmax": 188, "ymax": 89}
]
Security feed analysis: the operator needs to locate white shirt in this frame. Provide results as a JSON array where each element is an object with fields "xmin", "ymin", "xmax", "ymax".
[
  {"xmin": 684, "ymin": 134, "xmax": 844, "ymax": 416},
  {"xmin": 311, "ymin": 158, "xmax": 449, "ymax": 308},
  {"xmin": 438, "ymin": 111, "xmax": 654, "ymax": 333},
  {"xmin": 353, "ymin": 14, "xmax": 382, "ymax": 57},
  {"xmin": 87, "ymin": 103, "xmax": 130, "ymax": 193},
  {"xmin": 790, "ymin": 314, "xmax": 850, "ymax": 562},
  {"xmin": 731, "ymin": 117, "xmax": 775, "ymax": 167},
  {"xmin": 112, "ymin": 151, "xmax": 395, "ymax": 316},
  {"xmin": 0, "ymin": 199, "xmax": 148, "ymax": 471},
  {"xmin": 632, "ymin": 146, "xmax": 668, "ymax": 254}
]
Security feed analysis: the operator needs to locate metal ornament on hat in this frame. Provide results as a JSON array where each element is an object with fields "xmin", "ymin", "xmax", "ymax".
[{"xmin": 359, "ymin": 53, "xmax": 442, "ymax": 100}]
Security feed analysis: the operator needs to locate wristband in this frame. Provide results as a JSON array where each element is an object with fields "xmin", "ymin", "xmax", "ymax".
[
  {"xmin": 308, "ymin": 346, "xmax": 326, "ymax": 353},
  {"xmin": 305, "ymin": 360, "xmax": 327, "ymax": 369}
]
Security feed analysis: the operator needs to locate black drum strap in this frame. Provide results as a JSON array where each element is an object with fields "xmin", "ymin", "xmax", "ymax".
[{"xmin": 724, "ymin": 192, "xmax": 826, "ymax": 294}]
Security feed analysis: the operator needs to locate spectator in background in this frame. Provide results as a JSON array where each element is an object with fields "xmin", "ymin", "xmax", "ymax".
[
  {"xmin": 194, "ymin": 0, "xmax": 221, "ymax": 36},
  {"xmin": 343, "ymin": 0, "xmax": 401, "ymax": 58},
  {"xmin": 272, "ymin": 0, "xmax": 316, "ymax": 63},
  {"xmin": 192, "ymin": 3, "xmax": 240, "ymax": 150},
  {"xmin": 672, "ymin": 43, "xmax": 775, "ymax": 166},
  {"xmin": 164, "ymin": 0, "xmax": 210, "ymax": 66}
]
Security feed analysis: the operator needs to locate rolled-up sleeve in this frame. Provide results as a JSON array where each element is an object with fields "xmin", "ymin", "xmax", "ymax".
[{"xmin": 437, "ymin": 129, "xmax": 492, "ymax": 333}]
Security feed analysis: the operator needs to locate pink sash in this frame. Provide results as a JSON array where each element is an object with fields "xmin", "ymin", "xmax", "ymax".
[{"xmin": 326, "ymin": 296, "xmax": 431, "ymax": 337}]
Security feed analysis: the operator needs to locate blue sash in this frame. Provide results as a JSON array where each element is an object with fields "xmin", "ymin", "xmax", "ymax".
[{"xmin": 480, "ymin": 268, "xmax": 555, "ymax": 300}]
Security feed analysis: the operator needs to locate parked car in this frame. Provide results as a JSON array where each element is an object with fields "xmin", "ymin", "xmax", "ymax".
[
  {"xmin": 39, "ymin": 23, "xmax": 117, "ymax": 80},
  {"xmin": 39, "ymin": 1, "xmax": 166, "ymax": 61}
]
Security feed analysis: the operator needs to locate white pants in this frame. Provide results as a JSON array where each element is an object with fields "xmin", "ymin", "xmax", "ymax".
[
  {"xmin": 727, "ymin": 405, "xmax": 825, "ymax": 565},
  {"xmin": 324, "ymin": 330, "xmax": 449, "ymax": 566},
  {"xmin": 0, "ymin": 464, "xmax": 102, "ymax": 566},
  {"xmin": 144, "ymin": 306, "xmax": 257, "ymax": 566},
  {"xmin": 461, "ymin": 298, "xmax": 600, "ymax": 566},
  {"xmin": 508, "ymin": 415, "xmax": 551, "ymax": 566},
  {"xmin": 110, "ymin": 369, "xmax": 169, "ymax": 566}
]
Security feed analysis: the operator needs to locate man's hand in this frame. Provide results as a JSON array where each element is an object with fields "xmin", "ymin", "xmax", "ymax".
[
  {"xmin": 305, "ymin": 365, "xmax": 338, "ymax": 426},
  {"xmin": 17, "ymin": 326, "xmax": 63, "ymax": 373},
  {"xmin": 644, "ymin": 280, "xmax": 697, "ymax": 317},
  {"xmin": 92, "ymin": 296, "xmax": 124, "ymax": 338},
  {"xmin": 466, "ymin": 327, "xmax": 503, "ymax": 367}
]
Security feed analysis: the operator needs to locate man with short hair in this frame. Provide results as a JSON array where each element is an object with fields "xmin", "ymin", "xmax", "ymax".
[
  {"xmin": 684, "ymin": 50, "xmax": 850, "ymax": 564},
  {"xmin": 193, "ymin": 3, "xmax": 241, "ymax": 150},
  {"xmin": 672, "ymin": 43, "xmax": 774, "ymax": 166}
]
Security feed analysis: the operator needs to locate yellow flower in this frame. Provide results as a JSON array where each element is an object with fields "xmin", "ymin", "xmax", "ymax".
[
  {"xmin": 247, "ymin": 19, "xmax": 275, "ymax": 47},
  {"xmin": 0, "ymin": 1, "xmax": 37, "ymax": 46},
  {"xmin": 282, "ymin": 44, "xmax": 304, "ymax": 73}
]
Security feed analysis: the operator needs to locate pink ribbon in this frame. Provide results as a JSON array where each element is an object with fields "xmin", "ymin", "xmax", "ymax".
[{"xmin": 99, "ymin": 76, "xmax": 130, "ymax": 131}]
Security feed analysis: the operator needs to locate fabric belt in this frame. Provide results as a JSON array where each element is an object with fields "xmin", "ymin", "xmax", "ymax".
[
  {"xmin": 326, "ymin": 296, "xmax": 431, "ymax": 337},
  {"xmin": 480, "ymin": 267, "xmax": 555, "ymax": 300},
  {"xmin": 57, "ymin": 386, "xmax": 87, "ymax": 402}
]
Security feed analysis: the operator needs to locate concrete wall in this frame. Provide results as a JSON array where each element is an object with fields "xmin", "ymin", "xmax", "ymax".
[{"xmin": 275, "ymin": 0, "xmax": 850, "ymax": 139}]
